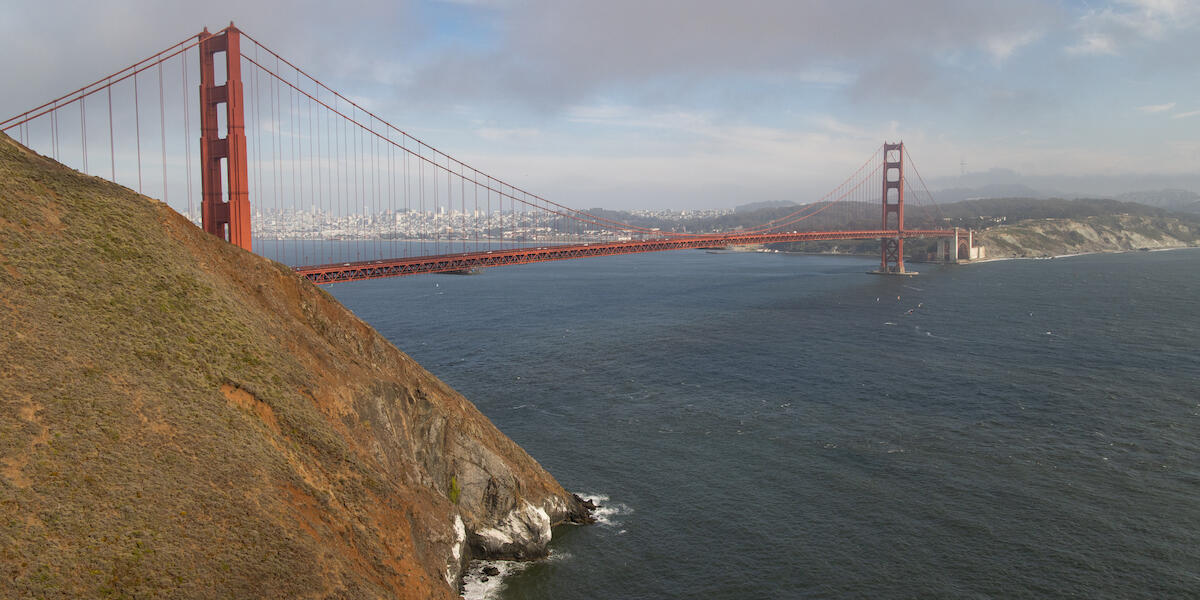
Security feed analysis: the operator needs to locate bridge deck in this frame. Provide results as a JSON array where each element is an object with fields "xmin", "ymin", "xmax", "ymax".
[{"xmin": 295, "ymin": 229, "xmax": 957, "ymax": 284}]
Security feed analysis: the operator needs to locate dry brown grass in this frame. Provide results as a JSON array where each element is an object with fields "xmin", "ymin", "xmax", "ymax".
[{"xmin": 0, "ymin": 132, "xmax": 577, "ymax": 599}]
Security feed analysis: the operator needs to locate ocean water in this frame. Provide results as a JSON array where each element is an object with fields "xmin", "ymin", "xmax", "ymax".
[{"xmin": 321, "ymin": 248, "xmax": 1200, "ymax": 599}]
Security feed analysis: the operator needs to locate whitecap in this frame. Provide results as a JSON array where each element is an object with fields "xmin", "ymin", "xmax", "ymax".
[
  {"xmin": 575, "ymin": 492, "xmax": 632, "ymax": 528},
  {"xmin": 461, "ymin": 559, "xmax": 532, "ymax": 600}
]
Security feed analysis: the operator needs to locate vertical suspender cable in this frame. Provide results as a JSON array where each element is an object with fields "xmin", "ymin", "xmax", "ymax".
[
  {"xmin": 333, "ymin": 95, "xmax": 341, "ymax": 262},
  {"xmin": 108, "ymin": 82, "xmax": 115, "ymax": 182},
  {"xmin": 271, "ymin": 58, "xmax": 281, "ymax": 262},
  {"xmin": 81, "ymin": 94, "xmax": 88, "ymax": 172},
  {"xmin": 340, "ymin": 100, "xmax": 348, "ymax": 261},
  {"xmin": 50, "ymin": 102, "xmax": 58, "ymax": 161},
  {"xmin": 307, "ymin": 83, "xmax": 315, "ymax": 265},
  {"xmin": 351, "ymin": 106, "xmax": 358, "ymax": 261},
  {"xmin": 183, "ymin": 52, "xmax": 193, "ymax": 223},
  {"xmin": 368, "ymin": 123, "xmax": 378, "ymax": 259},
  {"xmin": 315, "ymin": 87, "xmax": 323, "ymax": 265},
  {"xmin": 461, "ymin": 162, "xmax": 466, "ymax": 253},
  {"xmin": 473, "ymin": 168, "xmax": 478, "ymax": 252},
  {"xmin": 357, "ymin": 107, "xmax": 364, "ymax": 261},
  {"xmin": 288, "ymin": 69, "xmax": 298, "ymax": 266},
  {"xmin": 404, "ymin": 137, "xmax": 410, "ymax": 258},
  {"xmin": 158, "ymin": 61, "xmax": 168, "ymax": 204},
  {"xmin": 431, "ymin": 149, "xmax": 436, "ymax": 252},
  {"xmin": 419, "ymin": 144, "xmax": 425, "ymax": 251},
  {"xmin": 134, "ymin": 71, "xmax": 142, "ymax": 193},
  {"xmin": 292, "ymin": 70, "xmax": 301, "ymax": 266},
  {"xmin": 387, "ymin": 131, "xmax": 393, "ymax": 259},
  {"xmin": 252, "ymin": 56, "xmax": 262, "ymax": 254},
  {"xmin": 372, "ymin": 116, "xmax": 378, "ymax": 261},
  {"xmin": 333, "ymin": 96, "xmax": 343, "ymax": 262},
  {"xmin": 350, "ymin": 105, "xmax": 358, "ymax": 260}
]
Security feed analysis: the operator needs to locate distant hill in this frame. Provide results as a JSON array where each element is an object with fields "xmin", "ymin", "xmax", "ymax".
[
  {"xmin": 932, "ymin": 183, "xmax": 1049, "ymax": 204},
  {"xmin": 915, "ymin": 197, "xmax": 1185, "ymax": 229},
  {"xmin": 0, "ymin": 133, "xmax": 589, "ymax": 599},
  {"xmin": 734, "ymin": 200, "xmax": 798, "ymax": 213},
  {"xmin": 1115, "ymin": 189, "xmax": 1200, "ymax": 214},
  {"xmin": 930, "ymin": 183, "xmax": 1200, "ymax": 217}
]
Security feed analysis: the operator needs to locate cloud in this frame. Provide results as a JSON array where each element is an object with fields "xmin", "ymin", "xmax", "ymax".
[
  {"xmin": 0, "ymin": 0, "xmax": 422, "ymax": 118},
  {"xmin": 436, "ymin": 0, "xmax": 510, "ymax": 6},
  {"xmin": 402, "ymin": 0, "xmax": 1059, "ymax": 112},
  {"xmin": 1067, "ymin": 34, "xmax": 1118, "ymax": 55},
  {"xmin": 475, "ymin": 127, "xmax": 540, "ymax": 141},
  {"xmin": 1067, "ymin": 0, "xmax": 1200, "ymax": 56},
  {"xmin": 983, "ymin": 30, "xmax": 1044, "ymax": 61},
  {"xmin": 1138, "ymin": 102, "xmax": 1176, "ymax": 113},
  {"xmin": 4, "ymin": 0, "xmax": 1197, "ymax": 209}
]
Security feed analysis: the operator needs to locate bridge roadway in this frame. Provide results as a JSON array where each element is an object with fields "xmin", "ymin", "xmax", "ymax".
[{"xmin": 294, "ymin": 229, "xmax": 958, "ymax": 284}]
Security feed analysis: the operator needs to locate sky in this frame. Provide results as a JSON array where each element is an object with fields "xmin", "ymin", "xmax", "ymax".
[{"xmin": 2, "ymin": 0, "xmax": 1198, "ymax": 209}]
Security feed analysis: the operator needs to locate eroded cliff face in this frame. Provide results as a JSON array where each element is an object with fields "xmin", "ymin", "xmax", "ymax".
[
  {"xmin": 0, "ymin": 132, "xmax": 588, "ymax": 599},
  {"xmin": 976, "ymin": 215, "xmax": 1199, "ymax": 257}
]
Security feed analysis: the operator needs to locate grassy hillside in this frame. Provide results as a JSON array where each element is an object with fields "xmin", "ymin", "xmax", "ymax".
[{"xmin": 0, "ymin": 133, "xmax": 586, "ymax": 599}]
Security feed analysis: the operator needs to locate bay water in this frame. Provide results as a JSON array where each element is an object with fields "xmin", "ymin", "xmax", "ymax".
[{"xmin": 314, "ymin": 248, "xmax": 1200, "ymax": 599}]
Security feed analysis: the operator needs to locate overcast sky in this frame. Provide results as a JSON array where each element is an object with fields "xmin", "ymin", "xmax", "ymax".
[{"xmin": 2, "ymin": 0, "xmax": 1198, "ymax": 209}]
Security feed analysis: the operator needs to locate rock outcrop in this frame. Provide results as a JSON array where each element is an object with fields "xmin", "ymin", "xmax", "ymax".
[{"xmin": 0, "ymin": 132, "xmax": 590, "ymax": 599}]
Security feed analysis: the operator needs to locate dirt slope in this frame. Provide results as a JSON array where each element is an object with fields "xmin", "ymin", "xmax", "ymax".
[{"xmin": 0, "ymin": 132, "xmax": 588, "ymax": 599}]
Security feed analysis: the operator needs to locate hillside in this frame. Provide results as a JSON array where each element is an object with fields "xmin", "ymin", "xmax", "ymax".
[
  {"xmin": 1115, "ymin": 189, "xmax": 1200, "ymax": 215},
  {"xmin": 925, "ymin": 196, "xmax": 1190, "ymax": 228},
  {"xmin": 0, "ymin": 132, "xmax": 590, "ymax": 599},
  {"xmin": 974, "ymin": 214, "xmax": 1200, "ymax": 258}
]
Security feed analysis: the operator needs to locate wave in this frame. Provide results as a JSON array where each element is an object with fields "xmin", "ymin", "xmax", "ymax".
[
  {"xmin": 576, "ymin": 492, "xmax": 633, "ymax": 528},
  {"xmin": 460, "ymin": 558, "xmax": 533, "ymax": 600}
]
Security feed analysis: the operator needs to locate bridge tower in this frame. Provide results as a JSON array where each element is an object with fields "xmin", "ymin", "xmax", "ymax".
[
  {"xmin": 198, "ymin": 25, "xmax": 251, "ymax": 251},
  {"xmin": 878, "ymin": 141, "xmax": 906, "ymax": 274}
]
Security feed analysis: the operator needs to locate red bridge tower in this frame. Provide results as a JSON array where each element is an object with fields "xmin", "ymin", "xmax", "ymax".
[
  {"xmin": 198, "ymin": 25, "xmax": 251, "ymax": 251},
  {"xmin": 877, "ymin": 141, "xmax": 907, "ymax": 274}
]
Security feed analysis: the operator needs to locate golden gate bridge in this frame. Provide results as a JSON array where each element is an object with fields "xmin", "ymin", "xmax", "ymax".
[{"xmin": 1, "ymin": 24, "xmax": 975, "ymax": 283}]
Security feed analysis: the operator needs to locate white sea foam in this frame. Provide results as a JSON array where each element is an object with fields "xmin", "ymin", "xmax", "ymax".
[
  {"xmin": 460, "ymin": 559, "xmax": 532, "ymax": 600},
  {"xmin": 460, "ymin": 549, "xmax": 574, "ymax": 599},
  {"xmin": 576, "ymin": 492, "xmax": 632, "ymax": 528}
]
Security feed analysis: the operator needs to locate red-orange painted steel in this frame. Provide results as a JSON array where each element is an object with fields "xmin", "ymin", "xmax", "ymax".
[
  {"xmin": 294, "ymin": 230, "xmax": 957, "ymax": 284},
  {"xmin": 199, "ymin": 25, "xmax": 252, "ymax": 251},
  {"xmin": 880, "ymin": 142, "xmax": 906, "ymax": 273}
]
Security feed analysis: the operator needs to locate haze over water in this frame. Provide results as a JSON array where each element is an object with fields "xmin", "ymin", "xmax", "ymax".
[{"xmin": 319, "ymin": 248, "xmax": 1200, "ymax": 599}]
